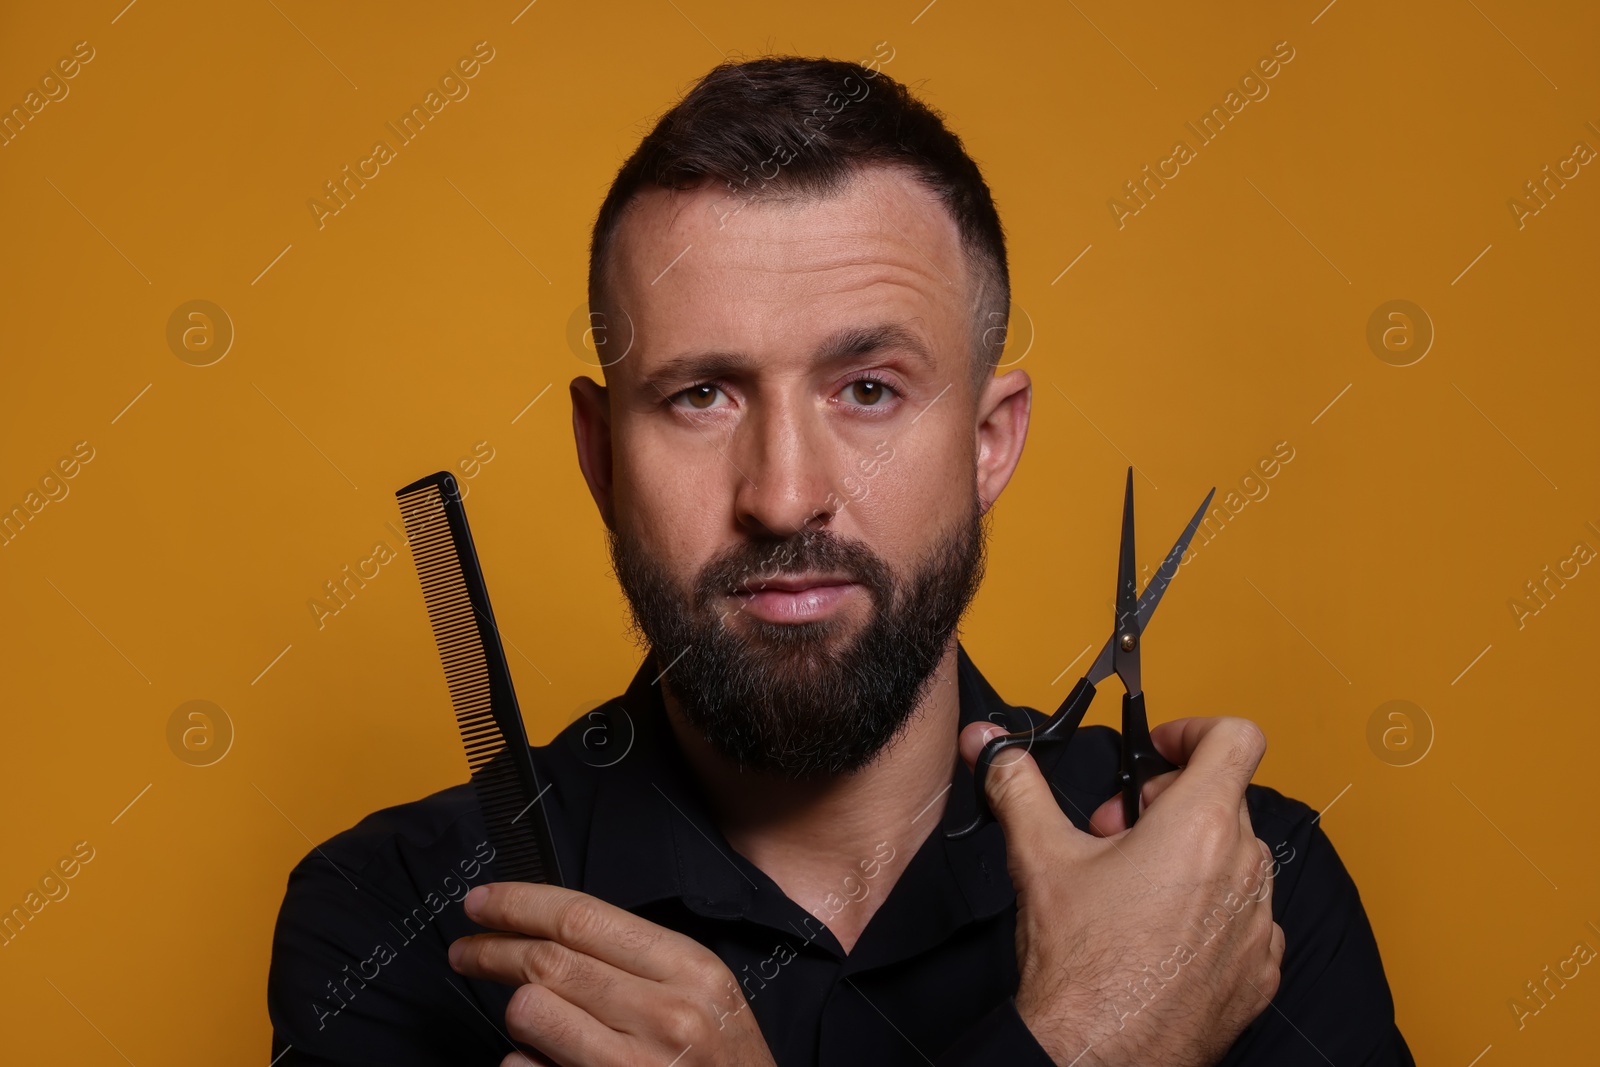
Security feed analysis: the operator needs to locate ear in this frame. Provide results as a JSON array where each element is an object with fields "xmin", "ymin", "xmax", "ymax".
[
  {"xmin": 974, "ymin": 369, "xmax": 1030, "ymax": 515},
  {"xmin": 570, "ymin": 376, "xmax": 615, "ymax": 529}
]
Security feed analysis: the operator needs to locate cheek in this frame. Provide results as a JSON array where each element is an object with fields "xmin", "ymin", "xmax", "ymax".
[
  {"xmin": 613, "ymin": 432, "xmax": 727, "ymax": 576},
  {"xmin": 850, "ymin": 431, "xmax": 973, "ymax": 546},
  {"xmin": 888, "ymin": 421, "xmax": 973, "ymax": 505}
]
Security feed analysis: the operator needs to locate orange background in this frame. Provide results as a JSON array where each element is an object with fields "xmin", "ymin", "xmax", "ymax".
[{"xmin": 2, "ymin": 0, "xmax": 1597, "ymax": 1062}]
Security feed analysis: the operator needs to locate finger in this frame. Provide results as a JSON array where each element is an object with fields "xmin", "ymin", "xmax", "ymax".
[
  {"xmin": 957, "ymin": 722, "xmax": 1081, "ymax": 864},
  {"xmin": 1145, "ymin": 767, "xmax": 1184, "ymax": 809},
  {"xmin": 1142, "ymin": 717, "xmax": 1266, "ymax": 818},
  {"xmin": 1148, "ymin": 718, "xmax": 1190, "ymax": 767},
  {"xmin": 501, "ymin": 1049, "xmax": 557, "ymax": 1067},
  {"xmin": 1253, "ymin": 922, "xmax": 1287, "ymax": 1004},
  {"xmin": 1086, "ymin": 792, "xmax": 1125, "ymax": 837},
  {"xmin": 1085, "ymin": 768, "xmax": 1182, "ymax": 837},
  {"xmin": 502, "ymin": 981, "xmax": 628, "ymax": 1067},
  {"xmin": 451, "ymin": 932, "xmax": 651, "ymax": 1032},
  {"xmin": 464, "ymin": 883, "xmax": 687, "ymax": 982},
  {"xmin": 1141, "ymin": 767, "xmax": 1181, "ymax": 809}
]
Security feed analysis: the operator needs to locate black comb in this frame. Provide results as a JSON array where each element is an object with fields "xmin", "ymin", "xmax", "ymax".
[{"xmin": 395, "ymin": 471, "xmax": 564, "ymax": 887}]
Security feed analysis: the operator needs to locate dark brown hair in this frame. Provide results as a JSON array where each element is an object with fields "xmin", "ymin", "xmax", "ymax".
[{"xmin": 587, "ymin": 55, "xmax": 1010, "ymax": 392}]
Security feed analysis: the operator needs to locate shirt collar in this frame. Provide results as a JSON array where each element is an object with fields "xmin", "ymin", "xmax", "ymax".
[{"xmin": 581, "ymin": 642, "xmax": 1027, "ymax": 942}]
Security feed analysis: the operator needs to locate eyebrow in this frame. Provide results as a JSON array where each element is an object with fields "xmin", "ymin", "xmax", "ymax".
[{"xmin": 639, "ymin": 321, "xmax": 937, "ymax": 395}]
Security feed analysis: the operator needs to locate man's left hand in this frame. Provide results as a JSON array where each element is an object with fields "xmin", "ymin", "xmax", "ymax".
[{"xmin": 449, "ymin": 882, "xmax": 777, "ymax": 1067}]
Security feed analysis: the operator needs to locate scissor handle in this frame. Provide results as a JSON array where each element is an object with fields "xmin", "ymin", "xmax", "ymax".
[
  {"xmin": 946, "ymin": 676, "xmax": 1098, "ymax": 840},
  {"xmin": 1119, "ymin": 691, "xmax": 1177, "ymax": 828}
]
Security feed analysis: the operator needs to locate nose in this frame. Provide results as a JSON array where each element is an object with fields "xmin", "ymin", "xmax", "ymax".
[{"xmin": 730, "ymin": 395, "xmax": 839, "ymax": 539}]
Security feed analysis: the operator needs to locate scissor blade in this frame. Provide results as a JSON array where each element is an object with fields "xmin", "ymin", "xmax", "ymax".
[
  {"xmin": 1116, "ymin": 467, "xmax": 1138, "ymax": 636},
  {"xmin": 1134, "ymin": 486, "xmax": 1217, "ymax": 632},
  {"xmin": 1083, "ymin": 630, "xmax": 1118, "ymax": 685}
]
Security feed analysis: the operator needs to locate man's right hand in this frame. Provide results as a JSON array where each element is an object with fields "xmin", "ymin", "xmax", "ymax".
[{"xmin": 956, "ymin": 716, "xmax": 1285, "ymax": 1067}]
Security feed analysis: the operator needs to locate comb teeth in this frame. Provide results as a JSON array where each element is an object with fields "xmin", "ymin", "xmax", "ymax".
[
  {"xmin": 396, "ymin": 476, "xmax": 559, "ymax": 886},
  {"xmin": 473, "ymin": 759, "xmax": 550, "ymax": 883}
]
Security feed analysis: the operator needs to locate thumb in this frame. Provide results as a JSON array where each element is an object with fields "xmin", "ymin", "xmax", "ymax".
[{"xmin": 958, "ymin": 721, "xmax": 1077, "ymax": 864}]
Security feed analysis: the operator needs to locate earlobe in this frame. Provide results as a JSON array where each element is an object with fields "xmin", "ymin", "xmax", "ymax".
[{"xmin": 570, "ymin": 377, "xmax": 616, "ymax": 529}]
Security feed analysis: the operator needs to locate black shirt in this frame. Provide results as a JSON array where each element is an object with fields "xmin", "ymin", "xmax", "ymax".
[{"xmin": 267, "ymin": 644, "xmax": 1414, "ymax": 1065}]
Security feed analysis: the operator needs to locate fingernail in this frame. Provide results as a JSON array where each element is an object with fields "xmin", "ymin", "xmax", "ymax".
[
  {"xmin": 448, "ymin": 940, "xmax": 464, "ymax": 968},
  {"xmin": 463, "ymin": 885, "xmax": 485, "ymax": 915}
]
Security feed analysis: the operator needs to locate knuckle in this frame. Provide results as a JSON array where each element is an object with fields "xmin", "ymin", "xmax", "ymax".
[
  {"xmin": 657, "ymin": 1000, "xmax": 708, "ymax": 1049},
  {"xmin": 1258, "ymin": 955, "xmax": 1283, "ymax": 1001},
  {"xmin": 549, "ymin": 943, "xmax": 596, "ymax": 990},
  {"xmin": 1191, "ymin": 801, "xmax": 1238, "ymax": 852},
  {"xmin": 508, "ymin": 984, "xmax": 585, "ymax": 1056},
  {"xmin": 556, "ymin": 899, "xmax": 604, "ymax": 945},
  {"xmin": 687, "ymin": 953, "xmax": 728, "ymax": 993},
  {"xmin": 522, "ymin": 939, "xmax": 559, "ymax": 982},
  {"xmin": 614, "ymin": 920, "xmax": 663, "ymax": 957}
]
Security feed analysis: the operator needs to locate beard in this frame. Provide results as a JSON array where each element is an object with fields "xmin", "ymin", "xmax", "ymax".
[{"xmin": 606, "ymin": 494, "xmax": 988, "ymax": 782}]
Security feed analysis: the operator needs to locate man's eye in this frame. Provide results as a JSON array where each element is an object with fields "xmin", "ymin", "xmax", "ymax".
[
  {"xmin": 841, "ymin": 377, "xmax": 896, "ymax": 406},
  {"xmin": 672, "ymin": 384, "xmax": 728, "ymax": 410}
]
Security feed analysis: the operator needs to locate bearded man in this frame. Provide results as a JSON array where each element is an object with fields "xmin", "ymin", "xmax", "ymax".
[{"xmin": 268, "ymin": 55, "xmax": 1413, "ymax": 1067}]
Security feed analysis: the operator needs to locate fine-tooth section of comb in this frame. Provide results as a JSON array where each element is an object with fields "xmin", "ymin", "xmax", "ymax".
[{"xmin": 395, "ymin": 471, "xmax": 563, "ymax": 887}]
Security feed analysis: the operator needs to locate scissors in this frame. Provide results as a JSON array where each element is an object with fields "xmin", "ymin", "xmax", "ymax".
[{"xmin": 947, "ymin": 468, "xmax": 1216, "ymax": 840}]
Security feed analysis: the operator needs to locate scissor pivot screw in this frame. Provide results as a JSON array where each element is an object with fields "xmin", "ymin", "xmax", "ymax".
[{"xmin": 1119, "ymin": 633, "xmax": 1137, "ymax": 652}]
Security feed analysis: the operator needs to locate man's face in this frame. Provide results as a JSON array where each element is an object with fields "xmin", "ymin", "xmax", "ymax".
[{"xmin": 576, "ymin": 165, "xmax": 1023, "ymax": 780}]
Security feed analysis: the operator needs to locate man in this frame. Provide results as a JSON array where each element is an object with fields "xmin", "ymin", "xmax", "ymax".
[{"xmin": 268, "ymin": 56, "xmax": 1413, "ymax": 1065}]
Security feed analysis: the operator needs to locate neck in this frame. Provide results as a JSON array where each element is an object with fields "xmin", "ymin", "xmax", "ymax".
[{"xmin": 661, "ymin": 637, "xmax": 963, "ymax": 953}]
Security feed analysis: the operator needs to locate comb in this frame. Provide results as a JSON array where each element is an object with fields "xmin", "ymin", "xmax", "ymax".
[{"xmin": 395, "ymin": 471, "xmax": 564, "ymax": 887}]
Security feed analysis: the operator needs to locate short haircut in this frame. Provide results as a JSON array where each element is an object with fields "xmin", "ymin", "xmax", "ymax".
[{"xmin": 587, "ymin": 55, "xmax": 1011, "ymax": 395}]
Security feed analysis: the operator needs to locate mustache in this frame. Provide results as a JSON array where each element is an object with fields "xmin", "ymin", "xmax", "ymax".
[{"xmin": 694, "ymin": 528, "xmax": 892, "ymax": 609}]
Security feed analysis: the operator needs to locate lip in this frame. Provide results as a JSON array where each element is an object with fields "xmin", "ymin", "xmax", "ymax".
[
  {"xmin": 730, "ymin": 574, "xmax": 861, "ymax": 623},
  {"xmin": 736, "ymin": 573, "xmax": 855, "ymax": 594}
]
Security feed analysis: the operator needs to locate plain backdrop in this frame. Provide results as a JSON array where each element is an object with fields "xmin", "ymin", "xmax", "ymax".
[{"xmin": 1, "ymin": 0, "xmax": 1596, "ymax": 1063}]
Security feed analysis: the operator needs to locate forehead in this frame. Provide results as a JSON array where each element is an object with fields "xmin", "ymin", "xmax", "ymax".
[{"xmin": 602, "ymin": 166, "xmax": 973, "ymax": 379}]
